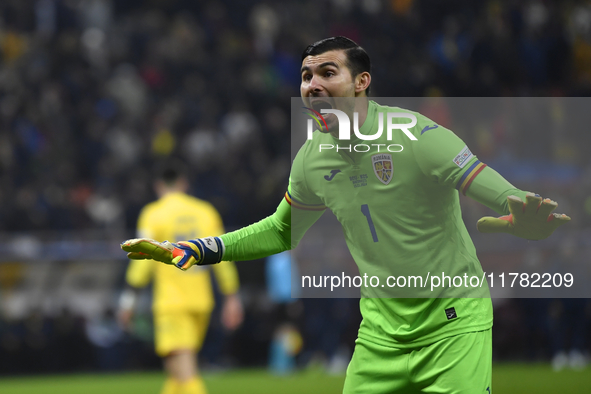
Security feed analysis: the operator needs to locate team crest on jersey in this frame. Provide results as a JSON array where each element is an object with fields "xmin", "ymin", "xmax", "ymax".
[{"xmin": 372, "ymin": 154, "xmax": 393, "ymax": 185}]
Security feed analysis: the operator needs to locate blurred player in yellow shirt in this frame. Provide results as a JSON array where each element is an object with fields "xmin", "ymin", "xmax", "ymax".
[{"xmin": 118, "ymin": 162, "xmax": 243, "ymax": 394}]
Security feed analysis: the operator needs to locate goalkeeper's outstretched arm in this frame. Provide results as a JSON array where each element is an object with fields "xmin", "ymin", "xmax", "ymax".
[
  {"xmin": 411, "ymin": 114, "xmax": 570, "ymax": 241},
  {"xmin": 465, "ymin": 166, "xmax": 570, "ymax": 240},
  {"xmin": 220, "ymin": 199, "xmax": 293, "ymax": 261},
  {"xmin": 122, "ymin": 197, "xmax": 324, "ymax": 270}
]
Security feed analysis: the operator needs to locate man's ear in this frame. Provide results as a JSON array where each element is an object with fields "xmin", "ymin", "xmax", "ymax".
[{"xmin": 355, "ymin": 72, "xmax": 371, "ymax": 94}]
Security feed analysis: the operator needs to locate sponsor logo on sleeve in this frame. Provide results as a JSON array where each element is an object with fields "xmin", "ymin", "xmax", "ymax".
[
  {"xmin": 420, "ymin": 124, "xmax": 439, "ymax": 134},
  {"xmin": 453, "ymin": 146, "xmax": 473, "ymax": 168}
]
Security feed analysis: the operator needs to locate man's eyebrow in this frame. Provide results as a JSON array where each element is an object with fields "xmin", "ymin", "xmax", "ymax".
[{"xmin": 300, "ymin": 61, "xmax": 340, "ymax": 74}]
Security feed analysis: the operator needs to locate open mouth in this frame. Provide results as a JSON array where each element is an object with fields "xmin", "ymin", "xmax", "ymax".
[{"xmin": 310, "ymin": 98, "xmax": 334, "ymax": 113}]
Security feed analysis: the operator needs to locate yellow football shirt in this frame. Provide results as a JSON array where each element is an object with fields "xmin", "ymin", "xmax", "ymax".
[{"xmin": 125, "ymin": 192, "xmax": 239, "ymax": 313}]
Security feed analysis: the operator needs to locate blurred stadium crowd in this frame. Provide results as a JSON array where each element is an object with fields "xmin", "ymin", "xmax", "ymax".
[{"xmin": 1, "ymin": 0, "xmax": 591, "ymax": 375}]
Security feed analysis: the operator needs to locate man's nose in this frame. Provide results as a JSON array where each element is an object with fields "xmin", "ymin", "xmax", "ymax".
[{"xmin": 308, "ymin": 75, "xmax": 323, "ymax": 92}]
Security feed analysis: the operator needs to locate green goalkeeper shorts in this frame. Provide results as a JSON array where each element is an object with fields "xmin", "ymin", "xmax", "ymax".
[{"xmin": 343, "ymin": 329, "xmax": 492, "ymax": 394}]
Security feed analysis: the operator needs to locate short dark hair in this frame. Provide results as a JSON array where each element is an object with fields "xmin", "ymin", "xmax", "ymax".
[
  {"xmin": 302, "ymin": 36, "xmax": 371, "ymax": 94},
  {"xmin": 155, "ymin": 159, "xmax": 187, "ymax": 185}
]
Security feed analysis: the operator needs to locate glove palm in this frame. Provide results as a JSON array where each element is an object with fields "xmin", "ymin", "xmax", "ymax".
[
  {"xmin": 121, "ymin": 238, "xmax": 202, "ymax": 270},
  {"xmin": 477, "ymin": 193, "xmax": 570, "ymax": 240}
]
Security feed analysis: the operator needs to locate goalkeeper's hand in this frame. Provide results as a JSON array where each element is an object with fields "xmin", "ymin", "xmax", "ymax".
[
  {"xmin": 477, "ymin": 193, "xmax": 570, "ymax": 240},
  {"xmin": 121, "ymin": 237, "xmax": 224, "ymax": 270}
]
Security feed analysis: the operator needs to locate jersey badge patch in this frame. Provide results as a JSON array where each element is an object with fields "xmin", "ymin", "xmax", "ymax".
[
  {"xmin": 445, "ymin": 307, "xmax": 457, "ymax": 320},
  {"xmin": 372, "ymin": 154, "xmax": 393, "ymax": 185},
  {"xmin": 453, "ymin": 146, "xmax": 473, "ymax": 168}
]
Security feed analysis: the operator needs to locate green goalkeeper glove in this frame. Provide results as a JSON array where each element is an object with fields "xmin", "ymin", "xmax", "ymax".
[
  {"xmin": 121, "ymin": 237, "xmax": 224, "ymax": 270},
  {"xmin": 477, "ymin": 193, "xmax": 570, "ymax": 240}
]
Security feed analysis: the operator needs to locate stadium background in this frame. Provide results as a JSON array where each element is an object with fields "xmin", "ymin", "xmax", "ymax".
[{"xmin": 1, "ymin": 0, "xmax": 591, "ymax": 392}]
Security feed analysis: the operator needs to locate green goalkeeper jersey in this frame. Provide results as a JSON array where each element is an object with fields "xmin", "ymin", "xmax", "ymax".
[
  {"xmin": 221, "ymin": 99, "xmax": 525, "ymax": 348},
  {"xmin": 288, "ymin": 100, "xmax": 494, "ymax": 347}
]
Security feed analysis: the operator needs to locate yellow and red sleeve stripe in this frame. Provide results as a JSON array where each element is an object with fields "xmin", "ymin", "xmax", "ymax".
[
  {"xmin": 456, "ymin": 160, "xmax": 487, "ymax": 195},
  {"xmin": 284, "ymin": 191, "xmax": 326, "ymax": 211}
]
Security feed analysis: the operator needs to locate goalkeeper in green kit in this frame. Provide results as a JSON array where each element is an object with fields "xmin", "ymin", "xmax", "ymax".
[{"xmin": 122, "ymin": 37, "xmax": 570, "ymax": 393}]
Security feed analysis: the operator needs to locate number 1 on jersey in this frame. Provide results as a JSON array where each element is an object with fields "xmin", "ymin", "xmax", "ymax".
[{"xmin": 361, "ymin": 204, "xmax": 379, "ymax": 242}]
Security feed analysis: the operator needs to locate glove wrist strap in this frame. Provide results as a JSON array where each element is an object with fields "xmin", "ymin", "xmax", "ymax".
[{"xmin": 188, "ymin": 237, "xmax": 225, "ymax": 265}]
